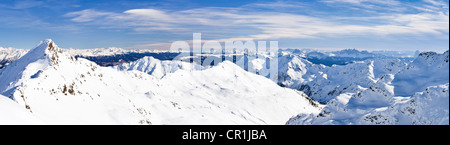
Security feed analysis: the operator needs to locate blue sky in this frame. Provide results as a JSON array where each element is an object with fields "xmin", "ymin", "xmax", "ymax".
[{"xmin": 0, "ymin": 0, "xmax": 448, "ymax": 52}]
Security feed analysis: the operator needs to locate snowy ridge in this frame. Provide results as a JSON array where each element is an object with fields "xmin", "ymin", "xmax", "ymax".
[
  {"xmin": 372, "ymin": 58, "xmax": 407, "ymax": 78},
  {"xmin": 0, "ymin": 40, "xmax": 321, "ymax": 124},
  {"xmin": 287, "ymin": 83, "xmax": 449, "ymax": 125},
  {"xmin": 0, "ymin": 39, "xmax": 447, "ymax": 125},
  {"xmin": 393, "ymin": 51, "xmax": 449, "ymax": 96},
  {"xmin": 65, "ymin": 47, "xmax": 162, "ymax": 57},
  {"xmin": 304, "ymin": 49, "xmax": 418, "ymax": 59},
  {"xmin": 286, "ymin": 51, "xmax": 449, "ymax": 125},
  {"xmin": 152, "ymin": 61, "xmax": 321, "ymax": 124},
  {"xmin": 359, "ymin": 83, "xmax": 449, "ymax": 125},
  {"xmin": 323, "ymin": 49, "xmax": 376, "ymax": 58},
  {"xmin": 0, "ymin": 39, "xmax": 74, "ymax": 98},
  {"xmin": 114, "ymin": 56, "xmax": 204, "ymax": 79},
  {"xmin": 254, "ymin": 53, "xmax": 406, "ymax": 103}
]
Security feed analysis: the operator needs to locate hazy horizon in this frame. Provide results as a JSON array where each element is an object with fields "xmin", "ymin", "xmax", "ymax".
[{"xmin": 0, "ymin": 0, "xmax": 449, "ymax": 52}]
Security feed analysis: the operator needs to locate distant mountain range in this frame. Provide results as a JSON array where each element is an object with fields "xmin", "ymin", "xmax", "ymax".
[
  {"xmin": 0, "ymin": 40, "xmax": 320, "ymax": 124},
  {"xmin": 1, "ymin": 47, "xmax": 420, "ymax": 69},
  {"xmin": 0, "ymin": 40, "xmax": 448, "ymax": 125}
]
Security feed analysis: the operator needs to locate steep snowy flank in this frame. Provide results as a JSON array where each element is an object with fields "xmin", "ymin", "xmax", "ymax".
[
  {"xmin": 0, "ymin": 40, "xmax": 321, "ymax": 124},
  {"xmin": 276, "ymin": 54, "xmax": 323, "ymax": 89},
  {"xmin": 372, "ymin": 58, "xmax": 407, "ymax": 78},
  {"xmin": 0, "ymin": 39, "xmax": 156, "ymax": 124},
  {"xmin": 300, "ymin": 60, "xmax": 377, "ymax": 103},
  {"xmin": 286, "ymin": 51, "xmax": 449, "ymax": 125},
  {"xmin": 0, "ymin": 94, "xmax": 42, "ymax": 125},
  {"xmin": 114, "ymin": 56, "xmax": 204, "ymax": 79},
  {"xmin": 0, "ymin": 39, "xmax": 72, "ymax": 98},
  {"xmin": 359, "ymin": 83, "xmax": 449, "ymax": 125},
  {"xmin": 151, "ymin": 61, "xmax": 322, "ymax": 124},
  {"xmin": 275, "ymin": 53, "xmax": 395, "ymax": 103},
  {"xmin": 243, "ymin": 52, "xmax": 409, "ymax": 104},
  {"xmin": 287, "ymin": 83, "xmax": 449, "ymax": 125},
  {"xmin": 392, "ymin": 51, "xmax": 449, "ymax": 96}
]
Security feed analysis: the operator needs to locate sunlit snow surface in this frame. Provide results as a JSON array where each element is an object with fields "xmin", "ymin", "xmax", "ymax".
[
  {"xmin": 0, "ymin": 40, "xmax": 321, "ymax": 125},
  {"xmin": 0, "ymin": 40, "xmax": 448, "ymax": 125}
]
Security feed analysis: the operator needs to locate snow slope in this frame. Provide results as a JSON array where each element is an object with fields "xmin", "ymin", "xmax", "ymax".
[
  {"xmin": 1, "ymin": 40, "xmax": 446, "ymax": 125},
  {"xmin": 286, "ymin": 83, "xmax": 449, "ymax": 125},
  {"xmin": 286, "ymin": 51, "xmax": 449, "ymax": 125},
  {"xmin": 0, "ymin": 94, "xmax": 42, "ymax": 125},
  {"xmin": 238, "ymin": 50, "xmax": 448, "ymax": 125},
  {"xmin": 151, "ymin": 61, "xmax": 322, "ymax": 124},
  {"xmin": 114, "ymin": 56, "xmax": 204, "ymax": 79},
  {"xmin": 252, "ymin": 53, "xmax": 407, "ymax": 103},
  {"xmin": 358, "ymin": 83, "xmax": 449, "ymax": 125},
  {"xmin": 0, "ymin": 39, "xmax": 321, "ymax": 125},
  {"xmin": 0, "ymin": 39, "xmax": 68, "ymax": 98},
  {"xmin": 1, "ymin": 39, "xmax": 155, "ymax": 124},
  {"xmin": 392, "ymin": 51, "xmax": 449, "ymax": 96}
]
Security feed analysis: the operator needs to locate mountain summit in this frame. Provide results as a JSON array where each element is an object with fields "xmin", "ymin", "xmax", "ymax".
[
  {"xmin": 0, "ymin": 39, "xmax": 73, "ymax": 98},
  {"xmin": 40, "ymin": 39, "xmax": 65, "ymax": 65},
  {"xmin": 0, "ymin": 40, "xmax": 320, "ymax": 124}
]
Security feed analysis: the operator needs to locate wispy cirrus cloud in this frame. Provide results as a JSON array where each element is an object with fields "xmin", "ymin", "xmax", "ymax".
[
  {"xmin": 321, "ymin": 0, "xmax": 401, "ymax": 5},
  {"xmin": 320, "ymin": 0, "xmax": 408, "ymax": 13},
  {"xmin": 65, "ymin": 1, "xmax": 449, "ymax": 43},
  {"xmin": 1, "ymin": 0, "xmax": 448, "ymax": 51},
  {"xmin": 11, "ymin": 0, "xmax": 43, "ymax": 9},
  {"xmin": 0, "ymin": 0, "xmax": 43, "ymax": 9},
  {"xmin": 424, "ymin": 0, "xmax": 449, "ymax": 7}
]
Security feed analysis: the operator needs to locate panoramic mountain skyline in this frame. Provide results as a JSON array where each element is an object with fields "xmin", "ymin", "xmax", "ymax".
[
  {"xmin": 1, "ymin": 38, "xmax": 448, "ymax": 125},
  {"xmin": 0, "ymin": 0, "xmax": 448, "ymax": 52}
]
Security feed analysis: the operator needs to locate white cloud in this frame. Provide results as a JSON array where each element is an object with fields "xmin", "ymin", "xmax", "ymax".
[
  {"xmin": 65, "ymin": 9, "xmax": 117, "ymax": 22},
  {"xmin": 424, "ymin": 0, "xmax": 448, "ymax": 7},
  {"xmin": 65, "ymin": 1, "xmax": 449, "ymax": 44},
  {"xmin": 321, "ymin": 0, "xmax": 401, "ymax": 6},
  {"xmin": 243, "ymin": 1, "xmax": 306, "ymax": 9}
]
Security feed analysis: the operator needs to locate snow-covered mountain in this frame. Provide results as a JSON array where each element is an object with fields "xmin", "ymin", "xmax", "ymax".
[
  {"xmin": 245, "ymin": 52, "xmax": 408, "ymax": 103},
  {"xmin": 286, "ymin": 83, "xmax": 449, "ymax": 125},
  {"xmin": 0, "ymin": 39, "xmax": 447, "ymax": 125},
  {"xmin": 392, "ymin": 51, "xmax": 449, "ymax": 96},
  {"xmin": 114, "ymin": 56, "xmax": 204, "ymax": 79},
  {"xmin": 304, "ymin": 49, "xmax": 418, "ymax": 59},
  {"xmin": 296, "ymin": 49, "xmax": 416, "ymax": 66},
  {"xmin": 0, "ymin": 47, "xmax": 28, "ymax": 69},
  {"xmin": 0, "ymin": 39, "xmax": 320, "ymax": 124},
  {"xmin": 235, "ymin": 49, "xmax": 448, "ymax": 125},
  {"xmin": 286, "ymin": 50, "xmax": 449, "ymax": 125},
  {"xmin": 65, "ymin": 47, "xmax": 161, "ymax": 57}
]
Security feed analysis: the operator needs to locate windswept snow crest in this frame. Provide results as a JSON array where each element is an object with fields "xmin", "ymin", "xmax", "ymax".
[
  {"xmin": 114, "ymin": 56, "xmax": 204, "ymax": 79},
  {"xmin": 0, "ymin": 39, "xmax": 320, "ymax": 125},
  {"xmin": 286, "ymin": 51, "xmax": 449, "ymax": 125}
]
